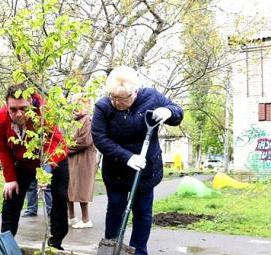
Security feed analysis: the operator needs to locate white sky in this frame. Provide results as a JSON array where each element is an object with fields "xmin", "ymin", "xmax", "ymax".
[
  {"xmin": 218, "ymin": 0, "xmax": 271, "ymax": 14},
  {"xmin": 215, "ymin": 0, "xmax": 271, "ymax": 37}
]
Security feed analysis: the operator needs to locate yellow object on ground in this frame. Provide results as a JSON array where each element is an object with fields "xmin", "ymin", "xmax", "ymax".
[
  {"xmin": 173, "ymin": 153, "xmax": 183, "ymax": 171},
  {"xmin": 213, "ymin": 172, "xmax": 249, "ymax": 189}
]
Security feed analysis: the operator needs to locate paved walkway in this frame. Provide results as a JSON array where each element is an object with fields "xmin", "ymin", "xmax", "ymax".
[{"xmin": 10, "ymin": 175, "xmax": 271, "ymax": 254}]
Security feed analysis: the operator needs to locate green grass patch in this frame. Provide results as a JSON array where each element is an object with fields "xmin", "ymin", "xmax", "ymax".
[{"xmin": 153, "ymin": 180, "xmax": 271, "ymax": 237}]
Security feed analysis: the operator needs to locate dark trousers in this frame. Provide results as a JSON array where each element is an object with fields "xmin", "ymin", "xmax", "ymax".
[
  {"xmin": 1, "ymin": 159, "xmax": 69, "ymax": 248},
  {"xmin": 105, "ymin": 188, "xmax": 154, "ymax": 255}
]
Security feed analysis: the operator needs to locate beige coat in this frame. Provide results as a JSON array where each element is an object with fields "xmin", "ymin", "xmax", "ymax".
[{"xmin": 68, "ymin": 114, "xmax": 96, "ymax": 202}]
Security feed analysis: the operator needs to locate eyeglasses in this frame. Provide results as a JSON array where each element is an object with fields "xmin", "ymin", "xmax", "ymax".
[
  {"xmin": 9, "ymin": 106, "xmax": 28, "ymax": 113},
  {"xmin": 109, "ymin": 93, "xmax": 133, "ymax": 102}
]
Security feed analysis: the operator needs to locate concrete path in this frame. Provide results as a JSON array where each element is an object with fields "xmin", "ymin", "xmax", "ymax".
[{"xmin": 11, "ymin": 175, "xmax": 271, "ymax": 254}]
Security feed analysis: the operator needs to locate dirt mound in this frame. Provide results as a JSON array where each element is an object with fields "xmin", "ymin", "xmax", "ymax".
[{"xmin": 153, "ymin": 212, "xmax": 214, "ymax": 227}]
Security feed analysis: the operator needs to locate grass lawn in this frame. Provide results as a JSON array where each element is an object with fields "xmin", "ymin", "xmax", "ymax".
[{"xmin": 153, "ymin": 180, "xmax": 271, "ymax": 238}]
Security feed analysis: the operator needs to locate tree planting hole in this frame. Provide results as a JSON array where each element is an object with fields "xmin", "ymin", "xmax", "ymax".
[{"xmin": 153, "ymin": 212, "xmax": 214, "ymax": 227}]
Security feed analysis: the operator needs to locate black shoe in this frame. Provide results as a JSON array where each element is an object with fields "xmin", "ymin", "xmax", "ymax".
[
  {"xmin": 49, "ymin": 245, "xmax": 64, "ymax": 251},
  {"xmin": 21, "ymin": 211, "xmax": 37, "ymax": 217},
  {"xmin": 48, "ymin": 238, "xmax": 64, "ymax": 250}
]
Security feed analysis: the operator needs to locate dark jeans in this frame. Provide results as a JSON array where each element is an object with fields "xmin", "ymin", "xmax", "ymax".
[
  {"xmin": 105, "ymin": 188, "xmax": 154, "ymax": 255},
  {"xmin": 26, "ymin": 179, "xmax": 52, "ymax": 215},
  {"xmin": 1, "ymin": 159, "xmax": 69, "ymax": 248}
]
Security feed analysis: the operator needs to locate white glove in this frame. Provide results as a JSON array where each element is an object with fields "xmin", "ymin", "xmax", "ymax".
[
  {"xmin": 127, "ymin": 154, "xmax": 146, "ymax": 171},
  {"xmin": 152, "ymin": 107, "xmax": 172, "ymax": 123}
]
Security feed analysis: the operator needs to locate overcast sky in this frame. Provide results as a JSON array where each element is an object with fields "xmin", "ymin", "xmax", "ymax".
[
  {"xmin": 218, "ymin": 0, "xmax": 271, "ymax": 14},
  {"xmin": 215, "ymin": 0, "xmax": 271, "ymax": 37}
]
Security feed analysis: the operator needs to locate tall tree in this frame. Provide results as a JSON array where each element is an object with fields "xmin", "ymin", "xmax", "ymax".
[
  {"xmin": 0, "ymin": 0, "xmax": 229, "ymax": 93},
  {"xmin": 180, "ymin": 0, "xmax": 230, "ymax": 167},
  {"xmin": 2, "ymin": 0, "xmax": 261, "ymax": 171}
]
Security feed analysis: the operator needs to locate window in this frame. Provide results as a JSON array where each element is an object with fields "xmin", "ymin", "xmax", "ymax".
[
  {"xmin": 246, "ymin": 49, "xmax": 264, "ymax": 97},
  {"xmin": 164, "ymin": 139, "xmax": 174, "ymax": 154},
  {"xmin": 258, "ymin": 103, "xmax": 271, "ymax": 121}
]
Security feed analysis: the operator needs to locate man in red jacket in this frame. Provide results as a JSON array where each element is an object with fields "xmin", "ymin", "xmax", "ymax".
[{"xmin": 0, "ymin": 83, "xmax": 69, "ymax": 250}]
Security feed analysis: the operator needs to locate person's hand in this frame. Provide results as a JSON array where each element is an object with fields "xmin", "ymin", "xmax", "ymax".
[
  {"xmin": 4, "ymin": 181, "xmax": 19, "ymax": 200},
  {"xmin": 42, "ymin": 164, "xmax": 52, "ymax": 173},
  {"xmin": 127, "ymin": 154, "xmax": 146, "ymax": 171},
  {"xmin": 152, "ymin": 107, "xmax": 172, "ymax": 123}
]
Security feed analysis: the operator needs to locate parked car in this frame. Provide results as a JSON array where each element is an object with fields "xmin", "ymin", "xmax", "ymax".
[{"xmin": 203, "ymin": 155, "xmax": 223, "ymax": 169}]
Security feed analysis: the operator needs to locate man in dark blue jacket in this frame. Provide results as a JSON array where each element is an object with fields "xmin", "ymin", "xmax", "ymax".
[{"xmin": 91, "ymin": 66, "xmax": 183, "ymax": 255}]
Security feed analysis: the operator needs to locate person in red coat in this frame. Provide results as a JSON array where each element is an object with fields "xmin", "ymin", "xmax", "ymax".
[{"xmin": 0, "ymin": 83, "xmax": 69, "ymax": 251}]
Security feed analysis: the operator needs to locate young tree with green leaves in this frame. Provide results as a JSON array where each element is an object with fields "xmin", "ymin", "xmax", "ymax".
[
  {"xmin": 0, "ymin": 0, "xmax": 100, "ymax": 252},
  {"xmin": 180, "ymin": 0, "xmax": 232, "ymax": 168},
  {"xmin": 0, "ymin": 0, "xmax": 100, "ymax": 180}
]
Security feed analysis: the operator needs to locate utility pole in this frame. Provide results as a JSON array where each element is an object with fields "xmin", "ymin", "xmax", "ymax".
[{"xmin": 223, "ymin": 68, "xmax": 231, "ymax": 172}]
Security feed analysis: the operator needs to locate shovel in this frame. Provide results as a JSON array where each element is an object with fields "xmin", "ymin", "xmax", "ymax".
[{"xmin": 97, "ymin": 110, "xmax": 160, "ymax": 255}]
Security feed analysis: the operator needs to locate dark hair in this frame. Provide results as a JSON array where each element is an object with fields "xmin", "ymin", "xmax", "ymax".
[{"xmin": 5, "ymin": 83, "xmax": 28, "ymax": 102}]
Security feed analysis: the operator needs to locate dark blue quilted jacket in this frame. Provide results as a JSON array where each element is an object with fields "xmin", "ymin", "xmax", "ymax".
[{"xmin": 91, "ymin": 88, "xmax": 183, "ymax": 192}]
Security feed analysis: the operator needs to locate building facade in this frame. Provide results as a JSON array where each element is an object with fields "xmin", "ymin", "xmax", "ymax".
[
  {"xmin": 160, "ymin": 136, "xmax": 192, "ymax": 171},
  {"xmin": 232, "ymin": 39, "xmax": 271, "ymax": 172}
]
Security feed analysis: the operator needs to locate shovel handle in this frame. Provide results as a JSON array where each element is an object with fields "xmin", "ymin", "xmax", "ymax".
[
  {"xmin": 113, "ymin": 110, "xmax": 160, "ymax": 255},
  {"xmin": 144, "ymin": 110, "xmax": 160, "ymax": 129},
  {"xmin": 140, "ymin": 110, "xmax": 160, "ymax": 157}
]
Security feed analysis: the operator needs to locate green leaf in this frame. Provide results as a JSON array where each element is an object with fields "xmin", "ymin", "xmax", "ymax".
[
  {"xmin": 22, "ymin": 87, "xmax": 36, "ymax": 100},
  {"xmin": 55, "ymin": 15, "xmax": 69, "ymax": 29},
  {"xmin": 12, "ymin": 70, "xmax": 26, "ymax": 83},
  {"xmin": 14, "ymin": 90, "xmax": 22, "ymax": 99},
  {"xmin": 36, "ymin": 167, "xmax": 52, "ymax": 186},
  {"xmin": 0, "ymin": 28, "xmax": 5, "ymax": 36},
  {"xmin": 8, "ymin": 136, "xmax": 20, "ymax": 145}
]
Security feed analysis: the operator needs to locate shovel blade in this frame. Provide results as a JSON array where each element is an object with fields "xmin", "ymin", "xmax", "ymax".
[{"xmin": 97, "ymin": 239, "xmax": 135, "ymax": 255}]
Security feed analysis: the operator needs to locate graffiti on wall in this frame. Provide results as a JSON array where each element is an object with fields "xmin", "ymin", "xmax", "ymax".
[
  {"xmin": 255, "ymin": 138, "xmax": 271, "ymax": 160},
  {"xmin": 235, "ymin": 124, "xmax": 268, "ymax": 147},
  {"xmin": 236, "ymin": 125, "xmax": 271, "ymax": 171}
]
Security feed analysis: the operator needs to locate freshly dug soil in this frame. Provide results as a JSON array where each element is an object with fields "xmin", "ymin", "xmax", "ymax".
[{"xmin": 153, "ymin": 212, "xmax": 214, "ymax": 227}]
